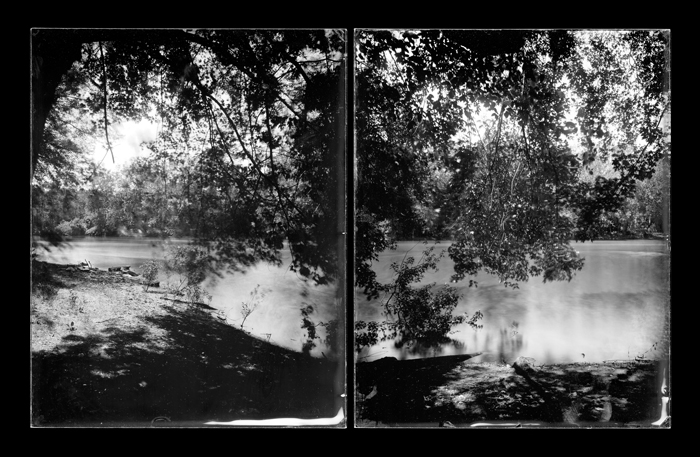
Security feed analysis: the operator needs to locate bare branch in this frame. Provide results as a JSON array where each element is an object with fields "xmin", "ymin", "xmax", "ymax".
[{"xmin": 98, "ymin": 42, "xmax": 115, "ymax": 164}]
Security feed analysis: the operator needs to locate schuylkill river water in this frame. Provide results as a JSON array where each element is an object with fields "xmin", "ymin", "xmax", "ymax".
[
  {"xmin": 355, "ymin": 239, "xmax": 670, "ymax": 365},
  {"xmin": 36, "ymin": 237, "xmax": 670, "ymax": 365},
  {"xmin": 36, "ymin": 237, "xmax": 339, "ymax": 359}
]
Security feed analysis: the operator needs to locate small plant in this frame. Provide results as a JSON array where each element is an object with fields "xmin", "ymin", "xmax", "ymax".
[
  {"xmin": 141, "ymin": 260, "xmax": 160, "ymax": 292},
  {"xmin": 240, "ymin": 285, "xmax": 268, "ymax": 329},
  {"xmin": 184, "ymin": 284, "xmax": 212, "ymax": 307}
]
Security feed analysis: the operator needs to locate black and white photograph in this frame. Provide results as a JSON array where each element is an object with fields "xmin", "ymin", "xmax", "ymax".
[
  {"xmin": 30, "ymin": 28, "xmax": 347, "ymax": 427},
  {"xmin": 31, "ymin": 27, "xmax": 672, "ymax": 430},
  {"xmin": 354, "ymin": 29, "xmax": 671, "ymax": 428}
]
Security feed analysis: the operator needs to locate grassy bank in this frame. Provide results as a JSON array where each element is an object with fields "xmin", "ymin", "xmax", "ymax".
[{"xmin": 30, "ymin": 261, "xmax": 344, "ymax": 427}]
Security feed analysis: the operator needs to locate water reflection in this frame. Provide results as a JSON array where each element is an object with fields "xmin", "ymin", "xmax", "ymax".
[
  {"xmin": 37, "ymin": 237, "xmax": 341, "ymax": 358},
  {"xmin": 356, "ymin": 240, "xmax": 670, "ymax": 364},
  {"xmin": 393, "ymin": 338, "xmax": 467, "ymax": 359}
]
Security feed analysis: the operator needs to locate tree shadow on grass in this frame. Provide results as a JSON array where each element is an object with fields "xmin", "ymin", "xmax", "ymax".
[
  {"xmin": 32, "ymin": 305, "xmax": 340, "ymax": 426},
  {"xmin": 356, "ymin": 353, "xmax": 661, "ymax": 427},
  {"xmin": 31, "ymin": 260, "xmax": 68, "ymax": 296}
]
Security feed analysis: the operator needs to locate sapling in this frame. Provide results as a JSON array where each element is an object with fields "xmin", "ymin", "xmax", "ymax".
[{"xmin": 240, "ymin": 285, "xmax": 268, "ymax": 330}]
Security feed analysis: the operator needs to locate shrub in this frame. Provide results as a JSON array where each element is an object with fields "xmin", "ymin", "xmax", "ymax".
[
  {"xmin": 55, "ymin": 217, "xmax": 87, "ymax": 236},
  {"xmin": 141, "ymin": 260, "xmax": 160, "ymax": 292},
  {"xmin": 184, "ymin": 284, "xmax": 212, "ymax": 307}
]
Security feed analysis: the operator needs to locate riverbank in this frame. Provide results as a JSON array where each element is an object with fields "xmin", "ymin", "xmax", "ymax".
[
  {"xmin": 356, "ymin": 354, "xmax": 669, "ymax": 428},
  {"xmin": 30, "ymin": 261, "xmax": 343, "ymax": 427}
]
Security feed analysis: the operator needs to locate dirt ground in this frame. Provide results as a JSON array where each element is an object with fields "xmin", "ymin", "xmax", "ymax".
[
  {"xmin": 355, "ymin": 353, "xmax": 670, "ymax": 428},
  {"xmin": 30, "ymin": 260, "xmax": 344, "ymax": 427}
]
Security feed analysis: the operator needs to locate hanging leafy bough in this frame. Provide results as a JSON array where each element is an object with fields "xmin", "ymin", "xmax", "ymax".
[
  {"xmin": 355, "ymin": 29, "xmax": 668, "ymax": 347},
  {"xmin": 300, "ymin": 304, "xmax": 341, "ymax": 356},
  {"xmin": 355, "ymin": 244, "xmax": 483, "ymax": 352}
]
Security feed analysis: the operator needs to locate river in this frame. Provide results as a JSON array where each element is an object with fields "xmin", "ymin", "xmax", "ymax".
[
  {"xmin": 355, "ymin": 240, "xmax": 670, "ymax": 364},
  {"xmin": 35, "ymin": 237, "xmax": 340, "ymax": 359},
  {"xmin": 36, "ymin": 237, "xmax": 670, "ymax": 365}
]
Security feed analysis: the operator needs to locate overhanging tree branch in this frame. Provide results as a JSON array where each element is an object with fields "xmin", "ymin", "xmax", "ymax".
[
  {"xmin": 195, "ymin": 77, "xmax": 313, "ymax": 266},
  {"xmin": 98, "ymin": 42, "xmax": 115, "ymax": 164}
]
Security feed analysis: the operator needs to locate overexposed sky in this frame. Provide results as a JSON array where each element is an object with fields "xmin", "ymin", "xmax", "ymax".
[{"xmin": 93, "ymin": 119, "xmax": 158, "ymax": 170}]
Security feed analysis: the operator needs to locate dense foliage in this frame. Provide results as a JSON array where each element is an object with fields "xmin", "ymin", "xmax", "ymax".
[
  {"xmin": 31, "ymin": 29, "xmax": 670, "ymax": 354},
  {"xmin": 354, "ymin": 30, "xmax": 670, "ymax": 349},
  {"xmin": 32, "ymin": 29, "xmax": 346, "ymax": 286},
  {"xmin": 354, "ymin": 244, "xmax": 483, "ymax": 352}
]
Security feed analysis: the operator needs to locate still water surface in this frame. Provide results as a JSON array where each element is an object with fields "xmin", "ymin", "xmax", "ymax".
[
  {"xmin": 36, "ymin": 237, "xmax": 339, "ymax": 358},
  {"xmin": 355, "ymin": 240, "xmax": 670, "ymax": 364},
  {"xmin": 36, "ymin": 238, "xmax": 670, "ymax": 364}
]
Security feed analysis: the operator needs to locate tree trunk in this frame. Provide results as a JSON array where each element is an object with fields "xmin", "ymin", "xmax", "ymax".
[
  {"xmin": 30, "ymin": 29, "xmax": 193, "ymax": 180},
  {"xmin": 31, "ymin": 29, "xmax": 84, "ymax": 179}
]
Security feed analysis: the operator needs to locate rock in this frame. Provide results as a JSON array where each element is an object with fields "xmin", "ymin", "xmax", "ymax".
[
  {"xmin": 514, "ymin": 356, "xmax": 537, "ymax": 371},
  {"xmin": 599, "ymin": 401, "xmax": 613, "ymax": 422},
  {"xmin": 365, "ymin": 385, "xmax": 378, "ymax": 400}
]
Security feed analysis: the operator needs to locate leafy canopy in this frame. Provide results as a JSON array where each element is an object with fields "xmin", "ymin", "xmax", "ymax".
[
  {"xmin": 355, "ymin": 29, "xmax": 669, "ymax": 349},
  {"xmin": 32, "ymin": 29, "xmax": 347, "ymax": 286}
]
